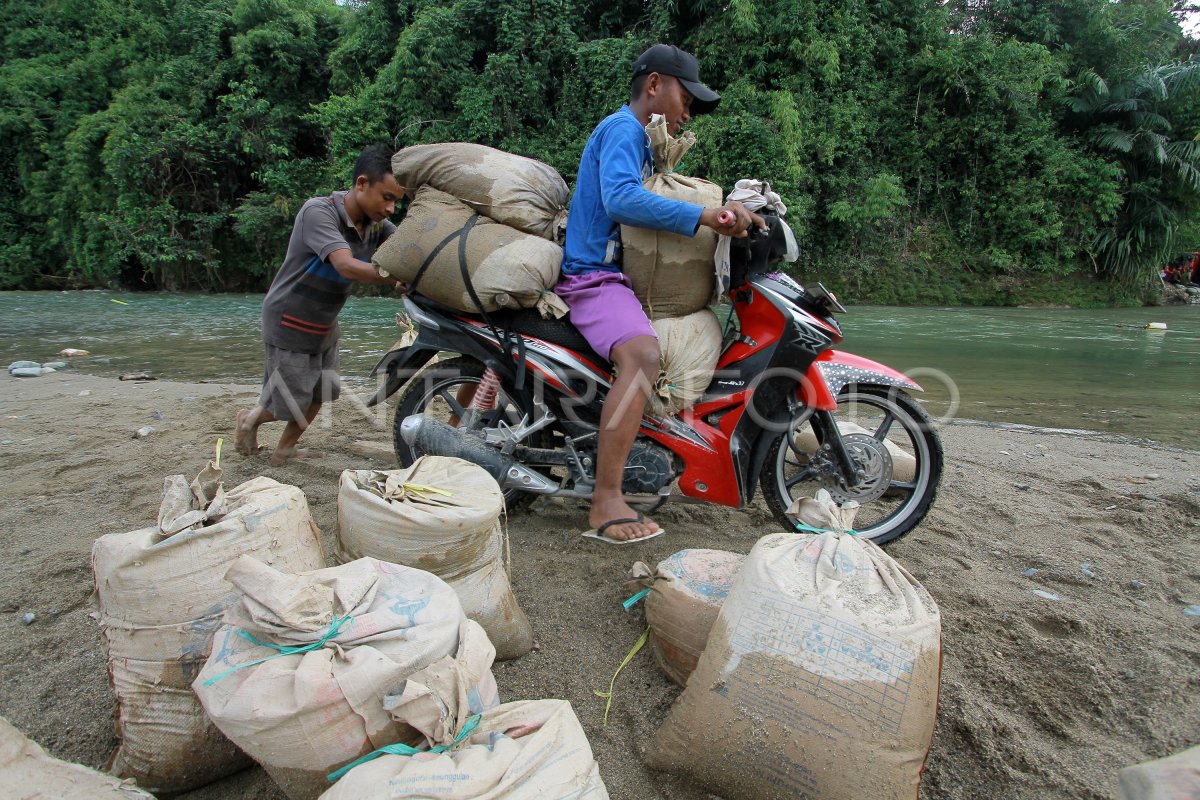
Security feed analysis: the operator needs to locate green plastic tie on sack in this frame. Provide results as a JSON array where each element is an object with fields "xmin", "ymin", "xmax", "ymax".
[
  {"xmin": 593, "ymin": 627, "xmax": 650, "ymax": 725},
  {"xmin": 202, "ymin": 614, "xmax": 354, "ymax": 686},
  {"xmin": 623, "ymin": 588, "xmax": 650, "ymax": 610},
  {"xmin": 326, "ymin": 714, "xmax": 483, "ymax": 782},
  {"xmin": 793, "ymin": 522, "xmax": 858, "ymax": 536}
]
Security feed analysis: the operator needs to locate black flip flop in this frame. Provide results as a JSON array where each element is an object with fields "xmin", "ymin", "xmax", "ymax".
[{"xmin": 581, "ymin": 513, "xmax": 666, "ymax": 545}]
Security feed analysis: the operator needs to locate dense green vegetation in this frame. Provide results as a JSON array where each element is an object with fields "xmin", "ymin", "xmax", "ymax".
[{"xmin": 2, "ymin": 0, "xmax": 1198, "ymax": 304}]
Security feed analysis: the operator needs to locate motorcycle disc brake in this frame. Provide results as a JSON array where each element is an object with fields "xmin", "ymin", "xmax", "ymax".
[{"xmin": 815, "ymin": 433, "xmax": 894, "ymax": 504}]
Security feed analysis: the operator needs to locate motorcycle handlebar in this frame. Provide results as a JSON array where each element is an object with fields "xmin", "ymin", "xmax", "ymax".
[{"xmin": 718, "ymin": 209, "xmax": 771, "ymax": 240}]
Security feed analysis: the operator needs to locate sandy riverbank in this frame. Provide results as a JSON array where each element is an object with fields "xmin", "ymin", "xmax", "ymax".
[{"xmin": 0, "ymin": 371, "xmax": 1197, "ymax": 799}]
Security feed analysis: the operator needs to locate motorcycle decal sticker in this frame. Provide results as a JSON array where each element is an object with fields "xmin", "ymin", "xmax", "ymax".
[{"xmin": 815, "ymin": 361, "xmax": 920, "ymax": 398}]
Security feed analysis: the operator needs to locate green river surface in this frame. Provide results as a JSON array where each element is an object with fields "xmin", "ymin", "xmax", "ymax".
[{"xmin": 1, "ymin": 290, "xmax": 1197, "ymax": 447}]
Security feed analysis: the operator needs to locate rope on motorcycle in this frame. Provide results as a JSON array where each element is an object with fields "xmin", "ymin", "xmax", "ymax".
[{"xmin": 404, "ymin": 213, "xmax": 529, "ymax": 393}]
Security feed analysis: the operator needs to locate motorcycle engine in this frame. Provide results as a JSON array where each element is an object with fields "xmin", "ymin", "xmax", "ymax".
[{"xmin": 621, "ymin": 442, "xmax": 674, "ymax": 494}]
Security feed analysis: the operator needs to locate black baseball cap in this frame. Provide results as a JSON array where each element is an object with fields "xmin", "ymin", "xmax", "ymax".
[{"xmin": 631, "ymin": 44, "xmax": 721, "ymax": 115}]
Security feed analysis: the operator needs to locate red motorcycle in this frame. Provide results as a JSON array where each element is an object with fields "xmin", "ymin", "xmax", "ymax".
[{"xmin": 367, "ymin": 214, "xmax": 942, "ymax": 544}]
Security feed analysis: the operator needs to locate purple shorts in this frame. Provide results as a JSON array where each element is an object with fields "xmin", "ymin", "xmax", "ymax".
[{"xmin": 555, "ymin": 271, "xmax": 656, "ymax": 359}]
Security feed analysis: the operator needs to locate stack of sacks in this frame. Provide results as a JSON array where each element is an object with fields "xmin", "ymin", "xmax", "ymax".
[
  {"xmin": 92, "ymin": 462, "xmax": 324, "ymax": 794},
  {"xmin": 374, "ymin": 144, "xmax": 570, "ymax": 318},
  {"xmin": 620, "ymin": 115, "xmax": 725, "ymax": 415},
  {"xmin": 391, "ymin": 142, "xmax": 569, "ymax": 241},
  {"xmin": 193, "ymin": 556, "xmax": 500, "ymax": 800},
  {"xmin": 625, "ymin": 549, "xmax": 746, "ymax": 686},
  {"xmin": 335, "ymin": 457, "xmax": 534, "ymax": 661},
  {"xmin": 647, "ymin": 491, "xmax": 942, "ymax": 800},
  {"xmin": 321, "ymin": 700, "xmax": 608, "ymax": 799},
  {"xmin": 0, "ymin": 716, "xmax": 155, "ymax": 799}
]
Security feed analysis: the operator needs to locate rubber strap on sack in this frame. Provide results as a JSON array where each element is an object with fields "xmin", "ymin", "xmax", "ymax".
[
  {"xmin": 623, "ymin": 589, "xmax": 650, "ymax": 610},
  {"xmin": 793, "ymin": 522, "xmax": 858, "ymax": 536},
  {"xmin": 201, "ymin": 614, "xmax": 354, "ymax": 686},
  {"xmin": 325, "ymin": 713, "xmax": 483, "ymax": 782},
  {"xmin": 450, "ymin": 214, "xmax": 527, "ymax": 393},
  {"xmin": 407, "ymin": 212, "xmax": 527, "ymax": 394},
  {"xmin": 407, "ymin": 224, "xmax": 470, "ymax": 295}
]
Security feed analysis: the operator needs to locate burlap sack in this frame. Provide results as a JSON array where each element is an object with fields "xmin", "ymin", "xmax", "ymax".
[
  {"xmin": 626, "ymin": 549, "xmax": 746, "ymax": 686},
  {"xmin": 391, "ymin": 143, "xmax": 569, "ymax": 241},
  {"xmin": 373, "ymin": 186, "xmax": 567, "ymax": 317},
  {"xmin": 194, "ymin": 556, "xmax": 499, "ymax": 800},
  {"xmin": 1119, "ymin": 745, "xmax": 1200, "ymax": 800},
  {"xmin": 621, "ymin": 115, "xmax": 723, "ymax": 320},
  {"xmin": 794, "ymin": 420, "xmax": 917, "ymax": 482},
  {"xmin": 647, "ymin": 494, "xmax": 942, "ymax": 800},
  {"xmin": 0, "ymin": 716, "xmax": 155, "ymax": 799},
  {"xmin": 92, "ymin": 466, "xmax": 324, "ymax": 794},
  {"xmin": 320, "ymin": 700, "xmax": 608, "ymax": 800},
  {"xmin": 335, "ymin": 458, "xmax": 534, "ymax": 661},
  {"xmin": 649, "ymin": 308, "xmax": 722, "ymax": 416}
]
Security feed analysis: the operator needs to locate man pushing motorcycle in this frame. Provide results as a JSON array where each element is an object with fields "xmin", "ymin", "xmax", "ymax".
[{"xmin": 556, "ymin": 44, "xmax": 764, "ymax": 543}]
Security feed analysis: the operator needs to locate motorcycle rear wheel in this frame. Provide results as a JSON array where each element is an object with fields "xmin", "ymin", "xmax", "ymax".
[
  {"xmin": 392, "ymin": 356, "xmax": 540, "ymax": 510},
  {"xmin": 760, "ymin": 386, "xmax": 942, "ymax": 546}
]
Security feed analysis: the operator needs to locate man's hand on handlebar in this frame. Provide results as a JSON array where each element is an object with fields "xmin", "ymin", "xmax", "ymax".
[{"xmin": 701, "ymin": 202, "xmax": 766, "ymax": 238}]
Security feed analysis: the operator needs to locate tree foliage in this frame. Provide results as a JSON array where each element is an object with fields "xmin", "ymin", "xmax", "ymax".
[{"xmin": 1, "ymin": 0, "xmax": 1197, "ymax": 301}]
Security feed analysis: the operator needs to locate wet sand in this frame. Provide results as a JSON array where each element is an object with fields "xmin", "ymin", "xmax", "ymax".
[{"xmin": 0, "ymin": 371, "xmax": 1197, "ymax": 799}]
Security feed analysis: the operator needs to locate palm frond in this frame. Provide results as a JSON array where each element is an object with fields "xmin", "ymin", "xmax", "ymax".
[
  {"xmin": 1173, "ymin": 160, "xmax": 1200, "ymax": 192},
  {"xmin": 1132, "ymin": 69, "xmax": 1169, "ymax": 101},
  {"xmin": 1128, "ymin": 111, "xmax": 1170, "ymax": 131},
  {"xmin": 1090, "ymin": 129, "xmax": 1136, "ymax": 153},
  {"xmin": 1162, "ymin": 60, "xmax": 1200, "ymax": 96},
  {"xmin": 1168, "ymin": 139, "xmax": 1200, "ymax": 159},
  {"xmin": 1101, "ymin": 97, "xmax": 1143, "ymax": 113},
  {"xmin": 1076, "ymin": 68, "xmax": 1109, "ymax": 96}
]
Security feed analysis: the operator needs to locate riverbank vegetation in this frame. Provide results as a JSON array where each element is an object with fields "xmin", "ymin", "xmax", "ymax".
[{"xmin": 2, "ymin": 0, "xmax": 1198, "ymax": 305}]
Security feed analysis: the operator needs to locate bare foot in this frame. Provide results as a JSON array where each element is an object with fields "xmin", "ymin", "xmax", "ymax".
[
  {"xmin": 235, "ymin": 409, "xmax": 260, "ymax": 455},
  {"xmin": 588, "ymin": 496, "xmax": 660, "ymax": 542},
  {"xmin": 269, "ymin": 447, "xmax": 325, "ymax": 467}
]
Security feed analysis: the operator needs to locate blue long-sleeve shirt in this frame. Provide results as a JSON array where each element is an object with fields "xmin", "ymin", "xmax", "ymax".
[{"xmin": 560, "ymin": 105, "xmax": 704, "ymax": 276}]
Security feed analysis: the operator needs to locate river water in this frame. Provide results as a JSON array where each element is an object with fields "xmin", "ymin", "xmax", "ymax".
[{"xmin": 1, "ymin": 291, "xmax": 1197, "ymax": 446}]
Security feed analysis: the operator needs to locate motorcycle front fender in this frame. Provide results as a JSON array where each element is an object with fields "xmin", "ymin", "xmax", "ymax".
[
  {"xmin": 364, "ymin": 345, "xmax": 437, "ymax": 407},
  {"xmin": 803, "ymin": 350, "xmax": 923, "ymax": 406}
]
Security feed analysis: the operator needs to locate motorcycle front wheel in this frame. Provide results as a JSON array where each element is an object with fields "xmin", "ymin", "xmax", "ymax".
[{"xmin": 760, "ymin": 386, "xmax": 943, "ymax": 545}]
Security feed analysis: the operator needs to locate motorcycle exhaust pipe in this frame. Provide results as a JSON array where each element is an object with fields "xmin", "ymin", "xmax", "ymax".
[{"xmin": 398, "ymin": 415, "xmax": 557, "ymax": 493}]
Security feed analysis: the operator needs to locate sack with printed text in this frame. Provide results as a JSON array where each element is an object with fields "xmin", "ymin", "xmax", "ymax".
[
  {"xmin": 647, "ymin": 493, "xmax": 942, "ymax": 800},
  {"xmin": 626, "ymin": 549, "xmax": 746, "ymax": 686},
  {"xmin": 193, "ymin": 556, "xmax": 500, "ymax": 800},
  {"xmin": 321, "ymin": 700, "xmax": 608, "ymax": 800},
  {"xmin": 92, "ymin": 464, "xmax": 324, "ymax": 794}
]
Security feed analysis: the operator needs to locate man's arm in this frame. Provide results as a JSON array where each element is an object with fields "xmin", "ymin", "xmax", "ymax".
[
  {"xmin": 300, "ymin": 203, "xmax": 400, "ymax": 286},
  {"xmin": 327, "ymin": 248, "xmax": 398, "ymax": 285},
  {"xmin": 597, "ymin": 120, "xmax": 763, "ymax": 238},
  {"xmin": 597, "ymin": 121, "xmax": 702, "ymax": 235}
]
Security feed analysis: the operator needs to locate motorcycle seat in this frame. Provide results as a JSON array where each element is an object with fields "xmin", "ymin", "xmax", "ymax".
[
  {"xmin": 497, "ymin": 308, "xmax": 610, "ymax": 369},
  {"xmin": 408, "ymin": 293, "xmax": 610, "ymax": 370}
]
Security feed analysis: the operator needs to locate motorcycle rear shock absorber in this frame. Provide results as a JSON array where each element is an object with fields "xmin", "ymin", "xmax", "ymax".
[{"xmin": 469, "ymin": 367, "xmax": 502, "ymax": 411}]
